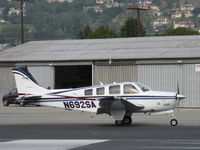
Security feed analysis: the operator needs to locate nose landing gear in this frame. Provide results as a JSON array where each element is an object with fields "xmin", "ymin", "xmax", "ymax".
[{"xmin": 170, "ymin": 113, "xmax": 178, "ymax": 126}]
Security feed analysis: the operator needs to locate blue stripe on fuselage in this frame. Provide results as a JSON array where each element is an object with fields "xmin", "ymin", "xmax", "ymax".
[{"xmin": 25, "ymin": 96, "xmax": 176, "ymax": 103}]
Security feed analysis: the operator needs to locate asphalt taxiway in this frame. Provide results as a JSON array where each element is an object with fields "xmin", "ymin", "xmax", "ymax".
[{"xmin": 0, "ymin": 105, "xmax": 200, "ymax": 150}]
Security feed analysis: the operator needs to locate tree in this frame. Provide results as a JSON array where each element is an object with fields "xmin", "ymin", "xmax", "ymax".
[
  {"xmin": 193, "ymin": 8, "xmax": 200, "ymax": 16},
  {"xmin": 31, "ymin": 12, "xmax": 56, "ymax": 39},
  {"xmin": 56, "ymin": 12, "xmax": 92, "ymax": 38},
  {"xmin": 77, "ymin": 25, "xmax": 117, "ymax": 39},
  {"xmin": 161, "ymin": 27, "xmax": 199, "ymax": 36},
  {"xmin": 0, "ymin": 23, "xmax": 33, "ymax": 43},
  {"xmin": 91, "ymin": 25, "xmax": 117, "ymax": 39},
  {"xmin": 77, "ymin": 24, "xmax": 93, "ymax": 39},
  {"xmin": 0, "ymin": 24, "xmax": 20, "ymax": 43},
  {"xmin": 152, "ymin": 0, "xmax": 161, "ymax": 6},
  {"xmin": 120, "ymin": 17, "xmax": 145, "ymax": 37}
]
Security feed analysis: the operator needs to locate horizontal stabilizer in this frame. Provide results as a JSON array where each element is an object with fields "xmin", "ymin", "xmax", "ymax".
[{"xmin": 19, "ymin": 95, "xmax": 42, "ymax": 100}]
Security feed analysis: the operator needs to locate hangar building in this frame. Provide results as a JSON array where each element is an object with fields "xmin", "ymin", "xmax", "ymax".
[{"xmin": 0, "ymin": 36, "xmax": 200, "ymax": 108}]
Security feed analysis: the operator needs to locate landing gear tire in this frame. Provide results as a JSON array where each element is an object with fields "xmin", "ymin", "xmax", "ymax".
[
  {"xmin": 115, "ymin": 120, "xmax": 123, "ymax": 126},
  {"xmin": 19, "ymin": 102, "xmax": 25, "ymax": 107},
  {"xmin": 123, "ymin": 116, "xmax": 132, "ymax": 125},
  {"xmin": 170, "ymin": 119, "xmax": 178, "ymax": 126},
  {"xmin": 3, "ymin": 100, "xmax": 9, "ymax": 106}
]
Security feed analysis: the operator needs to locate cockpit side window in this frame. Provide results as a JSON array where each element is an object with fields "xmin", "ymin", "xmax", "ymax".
[
  {"xmin": 84, "ymin": 89, "xmax": 93, "ymax": 96},
  {"xmin": 109, "ymin": 85, "xmax": 120, "ymax": 94},
  {"xmin": 124, "ymin": 84, "xmax": 138, "ymax": 94},
  {"xmin": 96, "ymin": 87, "xmax": 105, "ymax": 95}
]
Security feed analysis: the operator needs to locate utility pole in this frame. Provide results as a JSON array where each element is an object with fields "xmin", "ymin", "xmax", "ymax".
[
  {"xmin": 20, "ymin": 0, "xmax": 24, "ymax": 44},
  {"xmin": 127, "ymin": 5, "xmax": 148, "ymax": 37}
]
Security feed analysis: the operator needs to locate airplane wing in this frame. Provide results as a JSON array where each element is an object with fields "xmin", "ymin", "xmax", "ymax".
[{"xmin": 97, "ymin": 96, "xmax": 144, "ymax": 115}]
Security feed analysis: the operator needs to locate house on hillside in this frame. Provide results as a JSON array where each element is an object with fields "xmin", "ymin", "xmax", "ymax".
[
  {"xmin": 0, "ymin": 8, "xmax": 4, "ymax": 16},
  {"xmin": 105, "ymin": 2, "xmax": 119, "ymax": 8},
  {"xmin": 171, "ymin": 11, "xmax": 193, "ymax": 18},
  {"xmin": 153, "ymin": 18, "xmax": 169, "ymax": 27},
  {"xmin": 96, "ymin": 0, "xmax": 114, "ymax": 4},
  {"xmin": 137, "ymin": 4, "xmax": 149, "ymax": 9},
  {"xmin": 47, "ymin": 0, "xmax": 72, "ymax": 2},
  {"xmin": 138, "ymin": 0, "xmax": 152, "ymax": 4},
  {"xmin": 84, "ymin": 6, "xmax": 103, "ymax": 14},
  {"xmin": 149, "ymin": 4, "xmax": 160, "ymax": 17},
  {"xmin": 174, "ymin": 21, "xmax": 194, "ymax": 29},
  {"xmin": 180, "ymin": 4, "xmax": 194, "ymax": 11},
  {"xmin": 8, "ymin": 8, "xmax": 20, "ymax": 16}
]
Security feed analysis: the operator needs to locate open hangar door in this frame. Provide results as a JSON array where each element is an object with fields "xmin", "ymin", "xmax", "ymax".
[{"xmin": 55, "ymin": 65, "xmax": 92, "ymax": 89}]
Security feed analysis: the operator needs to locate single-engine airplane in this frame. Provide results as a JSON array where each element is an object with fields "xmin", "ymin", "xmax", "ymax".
[{"xmin": 12, "ymin": 66, "xmax": 186, "ymax": 126}]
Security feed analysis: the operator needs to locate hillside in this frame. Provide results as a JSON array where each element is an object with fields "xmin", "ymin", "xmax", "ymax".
[{"xmin": 0, "ymin": 0, "xmax": 200, "ymax": 44}]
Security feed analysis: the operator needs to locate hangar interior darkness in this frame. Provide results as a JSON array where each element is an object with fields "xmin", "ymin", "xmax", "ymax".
[{"xmin": 55, "ymin": 65, "xmax": 92, "ymax": 89}]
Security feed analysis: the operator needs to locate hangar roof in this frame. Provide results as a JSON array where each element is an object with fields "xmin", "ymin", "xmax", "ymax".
[{"xmin": 0, "ymin": 35, "xmax": 200, "ymax": 62}]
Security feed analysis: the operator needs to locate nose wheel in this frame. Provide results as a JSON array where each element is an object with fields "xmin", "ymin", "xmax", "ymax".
[{"xmin": 170, "ymin": 118, "xmax": 178, "ymax": 126}]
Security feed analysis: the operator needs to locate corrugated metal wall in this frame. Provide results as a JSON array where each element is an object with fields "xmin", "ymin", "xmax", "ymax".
[
  {"xmin": 29, "ymin": 66, "xmax": 54, "ymax": 89},
  {"xmin": 93, "ymin": 64, "xmax": 137, "ymax": 85},
  {"xmin": 138, "ymin": 64, "xmax": 180, "ymax": 92},
  {"xmin": 0, "ymin": 67, "xmax": 16, "ymax": 101},
  {"xmin": 182, "ymin": 64, "xmax": 200, "ymax": 107},
  {"xmin": 137, "ymin": 64, "xmax": 200, "ymax": 108}
]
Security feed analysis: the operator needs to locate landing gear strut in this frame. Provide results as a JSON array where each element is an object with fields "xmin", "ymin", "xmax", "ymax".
[
  {"xmin": 170, "ymin": 113, "xmax": 178, "ymax": 126},
  {"xmin": 115, "ymin": 116, "xmax": 132, "ymax": 126},
  {"xmin": 115, "ymin": 120, "xmax": 123, "ymax": 126}
]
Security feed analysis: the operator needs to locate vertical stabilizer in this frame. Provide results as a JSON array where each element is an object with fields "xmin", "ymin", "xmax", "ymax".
[{"xmin": 12, "ymin": 66, "xmax": 48, "ymax": 95}]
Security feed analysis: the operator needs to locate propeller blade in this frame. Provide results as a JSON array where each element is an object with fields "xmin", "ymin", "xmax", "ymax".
[
  {"xmin": 177, "ymin": 98, "xmax": 180, "ymax": 111},
  {"xmin": 176, "ymin": 81, "xmax": 180, "ymax": 111},
  {"xmin": 177, "ymin": 81, "xmax": 180, "ymax": 95}
]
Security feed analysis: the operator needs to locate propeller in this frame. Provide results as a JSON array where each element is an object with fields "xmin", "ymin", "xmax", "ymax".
[{"xmin": 175, "ymin": 81, "xmax": 186, "ymax": 111}]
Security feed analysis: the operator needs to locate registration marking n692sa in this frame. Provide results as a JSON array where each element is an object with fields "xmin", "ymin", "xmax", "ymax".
[{"xmin": 63, "ymin": 101, "xmax": 97, "ymax": 109}]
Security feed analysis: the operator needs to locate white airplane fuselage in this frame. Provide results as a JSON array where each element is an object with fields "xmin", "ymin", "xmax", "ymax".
[
  {"xmin": 25, "ymin": 83, "xmax": 177, "ymax": 113},
  {"xmin": 12, "ymin": 67, "xmax": 185, "ymax": 126}
]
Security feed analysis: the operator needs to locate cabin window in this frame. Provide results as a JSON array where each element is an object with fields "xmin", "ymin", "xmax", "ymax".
[
  {"xmin": 96, "ymin": 87, "xmax": 105, "ymax": 95},
  {"xmin": 124, "ymin": 84, "xmax": 138, "ymax": 94},
  {"xmin": 85, "ymin": 89, "xmax": 93, "ymax": 96},
  {"xmin": 109, "ymin": 85, "xmax": 120, "ymax": 94}
]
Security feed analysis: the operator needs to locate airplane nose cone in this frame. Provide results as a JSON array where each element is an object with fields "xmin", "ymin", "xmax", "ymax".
[{"xmin": 177, "ymin": 94, "xmax": 186, "ymax": 100}]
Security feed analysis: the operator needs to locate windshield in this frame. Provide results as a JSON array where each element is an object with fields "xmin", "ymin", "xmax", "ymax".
[{"xmin": 135, "ymin": 83, "xmax": 151, "ymax": 92}]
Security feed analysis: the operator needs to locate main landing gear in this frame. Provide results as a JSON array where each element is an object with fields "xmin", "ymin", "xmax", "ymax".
[{"xmin": 115, "ymin": 116, "xmax": 132, "ymax": 126}]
